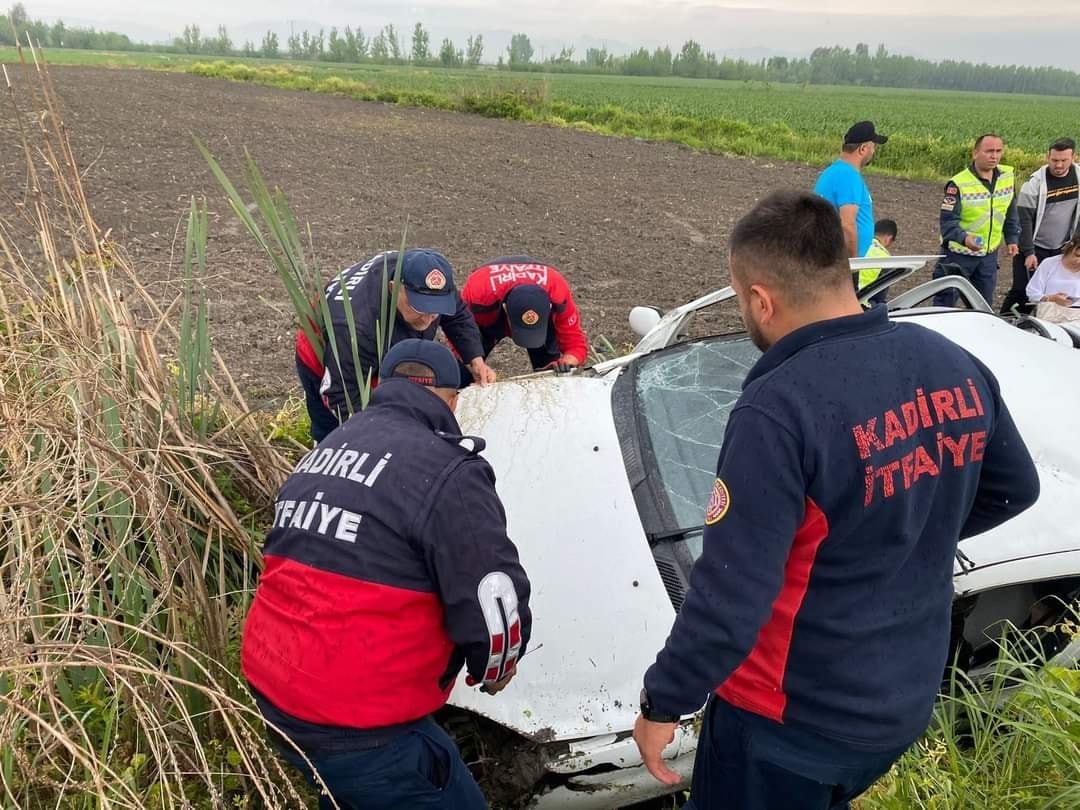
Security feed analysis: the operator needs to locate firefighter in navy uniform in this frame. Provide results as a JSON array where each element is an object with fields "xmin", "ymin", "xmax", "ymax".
[
  {"xmin": 243, "ymin": 339, "xmax": 532, "ymax": 810},
  {"xmin": 294, "ymin": 249, "xmax": 496, "ymax": 443},
  {"xmin": 633, "ymin": 192, "xmax": 1038, "ymax": 809},
  {"xmin": 933, "ymin": 133, "xmax": 1020, "ymax": 308}
]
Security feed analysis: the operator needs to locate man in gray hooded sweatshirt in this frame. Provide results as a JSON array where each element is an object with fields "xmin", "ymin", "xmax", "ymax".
[{"xmin": 1000, "ymin": 137, "xmax": 1080, "ymax": 314}]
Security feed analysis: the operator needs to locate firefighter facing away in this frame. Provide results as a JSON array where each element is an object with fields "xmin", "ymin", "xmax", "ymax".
[
  {"xmin": 243, "ymin": 339, "xmax": 532, "ymax": 809},
  {"xmin": 634, "ymin": 191, "xmax": 1039, "ymax": 810}
]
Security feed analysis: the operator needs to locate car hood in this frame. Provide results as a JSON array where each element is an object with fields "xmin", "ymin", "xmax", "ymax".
[{"xmin": 450, "ymin": 374, "xmax": 674, "ymax": 742}]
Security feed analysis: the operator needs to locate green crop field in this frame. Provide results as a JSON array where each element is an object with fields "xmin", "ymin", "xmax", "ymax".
[{"xmin": 5, "ymin": 46, "xmax": 1079, "ymax": 180}]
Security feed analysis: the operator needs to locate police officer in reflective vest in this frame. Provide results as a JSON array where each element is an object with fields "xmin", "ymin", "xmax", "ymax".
[
  {"xmin": 243, "ymin": 339, "xmax": 532, "ymax": 809},
  {"xmin": 933, "ymin": 133, "xmax": 1020, "ymax": 307}
]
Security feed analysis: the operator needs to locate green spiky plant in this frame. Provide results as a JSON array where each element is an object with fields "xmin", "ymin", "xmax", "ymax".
[
  {"xmin": 197, "ymin": 141, "xmax": 407, "ymax": 418},
  {"xmin": 859, "ymin": 619, "xmax": 1080, "ymax": 809}
]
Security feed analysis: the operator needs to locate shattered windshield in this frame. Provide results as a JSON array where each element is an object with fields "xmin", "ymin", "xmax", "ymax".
[{"xmin": 632, "ymin": 338, "xmax": 760, "ymax": 532}]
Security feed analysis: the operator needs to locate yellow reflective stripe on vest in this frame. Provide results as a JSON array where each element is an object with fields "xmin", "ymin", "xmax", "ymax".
[
  {"xmin": 859, "ymin": 240, "xmax": 890, "ymax": 288},
  {"xmin": 945, "ymin": 165, "xmax": 1015, "ymax": 256}
]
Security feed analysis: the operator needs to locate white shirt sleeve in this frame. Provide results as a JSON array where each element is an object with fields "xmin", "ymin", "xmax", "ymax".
[{"xmin": 1026, "ymin": 263, "xmax": 1049, "ymax": 302}]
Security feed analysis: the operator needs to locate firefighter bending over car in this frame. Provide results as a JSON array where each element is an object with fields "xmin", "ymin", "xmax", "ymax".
[
  {"xmin": 294, "ymin": 249, "xmax": 496, "ymax": 443},
  {"xmin": 461, "ymin": 256, "xmax": 589, "ymax": 373}
]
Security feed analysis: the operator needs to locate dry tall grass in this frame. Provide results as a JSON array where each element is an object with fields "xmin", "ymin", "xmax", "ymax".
[{"xmin": 1, "ymin": 46, "xmax": 307, "ymax": 808}]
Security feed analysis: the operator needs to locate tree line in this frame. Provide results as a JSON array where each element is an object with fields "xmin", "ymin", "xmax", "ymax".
[
  {"xmin": 523, "ymin": 40, "xmax": 1080, "ymax": 98},
  {"xmin": 0, "ymin": 3, "xmax": 138, "ymax": 51},
  {"xmin": 192, "ymin": 23, "xmax": 487, "ymax": 69},
  {"xmin": 5, "ymin": 3, "xmax": 1080, "ymax": 98}
]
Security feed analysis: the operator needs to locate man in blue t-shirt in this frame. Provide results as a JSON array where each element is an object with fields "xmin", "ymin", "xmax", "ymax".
[{"xmin": 813, "ymin": 121, "xmax": 888, "ymax": 259}]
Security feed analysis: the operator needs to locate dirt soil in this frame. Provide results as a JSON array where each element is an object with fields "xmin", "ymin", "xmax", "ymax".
[{"xmin": 2, "ymin": 66, "xmax": 955, "ymax": 406}]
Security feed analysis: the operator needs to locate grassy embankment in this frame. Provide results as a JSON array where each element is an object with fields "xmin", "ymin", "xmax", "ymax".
[
  {"xmin": 4, "ymin": 46, "xmax": 1075, "ymax": 180},
  {"xmin": 861, "ymin": 644, "xmax": 1080, "ymax": 808}
]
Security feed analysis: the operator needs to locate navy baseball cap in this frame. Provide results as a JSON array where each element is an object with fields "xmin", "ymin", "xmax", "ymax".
[
  {"xmin": 504, "ymin": 284, "xmax": 552, "ymax": 349},
  {"xmin": 844, "ymin": 121, "xmax": 888, "ymax": 145},
  {"xmin": 380, "ymin": 338, "xmax": 462, "ymax": 389},
  {"xmin": 399, "ymin": 249, "xmax": 458, "ymax": 316}
]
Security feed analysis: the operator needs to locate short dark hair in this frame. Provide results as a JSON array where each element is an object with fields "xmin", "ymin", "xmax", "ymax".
[
  {"xmin": 842, "ymin": 142, "xmax": 862, "ymax": 154},
  {"xmin": 1050, "ymin": 137, "xmax": 1076, "ymax": 153},
  {"xmin": 874, "ymin": 219, "xmax": 898, "ymax": 239},
  {"xmin": 974, "ymin": 133, "xmax": 1003, "ymax": 149},
  {"xmin": 729, "ymin": 191, "xmax": 850, "ymax": 300}
]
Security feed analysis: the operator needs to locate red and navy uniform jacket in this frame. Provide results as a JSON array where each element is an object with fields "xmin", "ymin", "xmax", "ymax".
[
  {"xmin": 294, "ymin": 252, "xmax": 485, "ymax": 409},
  {"xmin": 242, "ymin": 378, "xmax": 532, "ymax": 736},
  {"xmin": 644, "ymin": 306, "xmax": 1039, "ymax": 750},
  {"xmin": 461, "ymin": 256, "xmax": 589, "ymax": 364}
]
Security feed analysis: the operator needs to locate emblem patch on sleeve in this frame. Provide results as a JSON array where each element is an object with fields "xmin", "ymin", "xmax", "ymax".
[{"xmin": 705, "ymin": 478, "xmax": 731, "ymax": 525}]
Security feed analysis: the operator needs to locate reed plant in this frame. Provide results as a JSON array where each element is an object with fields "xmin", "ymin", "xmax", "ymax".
[
  {"xmin": 0, "ymin": 45, "xmax": 306, "ymax": 809},
  {"xmin": 197, "ymin": 142, "xmax": 407, "ymax": 417}
]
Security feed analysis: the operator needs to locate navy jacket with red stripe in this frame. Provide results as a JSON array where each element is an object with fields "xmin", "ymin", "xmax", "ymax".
[
  {"xmin": 296, "ymin": 252, "xmax": 485, "ymax": 408},
  {"xmin": 644, "ymin": 306, "xmax": 1039, "ymax": 750},
  {"xmin": 242, "ymin": 378, "xmax": 531, "ymax": 735}
]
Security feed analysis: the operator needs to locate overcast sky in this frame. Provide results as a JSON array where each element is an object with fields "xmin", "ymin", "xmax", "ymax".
[{"xmin": 25, "ymin": 2, "xmax": 1080, "ymax": 70}]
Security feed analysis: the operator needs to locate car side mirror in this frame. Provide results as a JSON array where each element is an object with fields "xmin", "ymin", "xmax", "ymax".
[{"xmin": 629, "ymin": 306, "xmax": 663, "ymax": 338}]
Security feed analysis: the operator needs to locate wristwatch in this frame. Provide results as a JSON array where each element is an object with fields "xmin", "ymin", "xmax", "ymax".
[{"xmin": 639, "ymin": 687, "xmax": 680, "ymax": 724}]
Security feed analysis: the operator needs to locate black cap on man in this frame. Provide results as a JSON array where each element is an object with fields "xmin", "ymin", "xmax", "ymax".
[{"xmin": 844, "ymin": 121, "xmax": 888, "ymax": 146}]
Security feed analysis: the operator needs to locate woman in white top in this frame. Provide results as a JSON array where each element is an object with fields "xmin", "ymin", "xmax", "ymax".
[{"xmin": 1027, "ymin": 235, "xmax": 1080, "ymax": 307}]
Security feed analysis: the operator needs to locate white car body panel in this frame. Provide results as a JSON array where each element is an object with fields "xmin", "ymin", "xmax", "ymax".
[
  {"xmin": 897, "ymin": 311, "xmax": 1080, "ymax": 593},
  {"xmin": 451, "ymin": 376, "xmax": 677, "ymax": 743}
]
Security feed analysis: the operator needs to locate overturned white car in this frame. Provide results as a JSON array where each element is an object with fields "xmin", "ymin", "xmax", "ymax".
[{"xmin": 442, "ymin": 260, "xmax": 1080, "ymax": 809}]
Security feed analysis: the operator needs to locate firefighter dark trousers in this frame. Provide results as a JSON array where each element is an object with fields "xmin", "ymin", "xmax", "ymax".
[
  {"xmin": 296, "ymin": 356, "xmax": 340, "ymax": 444},
  {"xmin": 275, "ymin": 715, "xmax": 488, "ymax": 810},
  {"xmin": 683, "ymin": 697, "xmax": 909, "ymax": 810}
]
